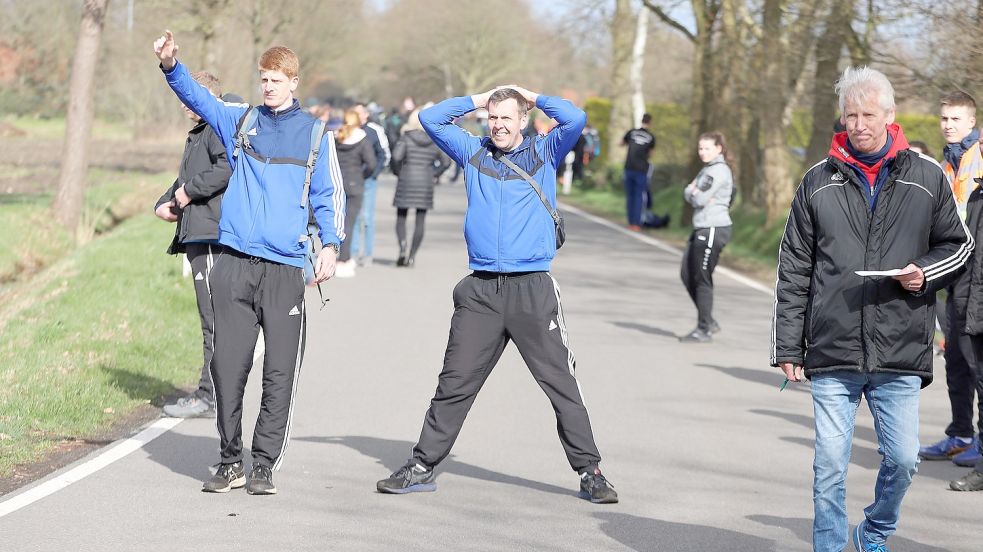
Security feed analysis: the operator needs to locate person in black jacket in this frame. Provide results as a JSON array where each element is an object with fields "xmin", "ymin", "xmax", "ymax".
[
  {"xmin": 153, "ymin": 71, "xmax": 234, "ymax": 419},
  {"xmin": 772, "ymin": 67, "xmax": 973, "ymax": 552},
  {"xmin": 390, "ymin": 109, "xmax": 451, "ymax": 267},
  {"xmin": 333, "ymin": 108, "xmax": 377, "ymax": 278}
]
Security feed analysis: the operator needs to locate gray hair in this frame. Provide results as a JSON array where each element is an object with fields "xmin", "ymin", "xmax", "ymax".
[{"xmin": 835, "ymin": 66, "xmax": 895, "ymax": 114}]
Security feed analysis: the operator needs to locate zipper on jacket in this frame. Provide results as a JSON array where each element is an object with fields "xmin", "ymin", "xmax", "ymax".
[{"xmin": 497, "ymin": 157, "xmax": 505, "ymax": 272}]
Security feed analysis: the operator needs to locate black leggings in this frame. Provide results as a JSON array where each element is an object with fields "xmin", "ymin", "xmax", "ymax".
[{"xmin": 396, "ymin": 208, "xmax": 428, "ymax": 259}]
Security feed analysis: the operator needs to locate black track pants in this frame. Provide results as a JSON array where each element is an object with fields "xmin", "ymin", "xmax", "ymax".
[
  {"xmin": 185, "ymin": 243, "xmax": 218, "ymax": 401},
  {"xmin": 412, "ymin": 271, "xmax": 603, "ymax": 472},
  {"xmin": 208, "ymin": 249, "xmax": 306, "ymax": 470},
  {"xmin": 680, "ymin": 225, "xmax": 731, "ymax": 331}
]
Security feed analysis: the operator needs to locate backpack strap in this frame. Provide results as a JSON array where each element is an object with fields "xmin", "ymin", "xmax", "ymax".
[
  {"xmin": 301, "ymin": 119, "xmax": 327, "ymax": 208},
  {"xmin": 493, "ymin": 149, "xmax": 561, "ymax": 226},
  {"xmin": 232, "ymin": 106, "xmax": 259, "ymax": 161}
]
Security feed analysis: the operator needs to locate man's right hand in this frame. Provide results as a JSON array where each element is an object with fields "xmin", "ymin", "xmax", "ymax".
[
  {"xmin": 154, "ymin": 202, "xmax": 178, "ymax": 222},
  {"xmin": 470, "ymin": 88, "xmax": 499, "ymax": 109},
  {"xmin": 780, "ymin": 362, "xmax": 805, "ymax": 383},
  {"xmin": 153, "ymin": 30, "xmax": 178, "ymax": 70}
]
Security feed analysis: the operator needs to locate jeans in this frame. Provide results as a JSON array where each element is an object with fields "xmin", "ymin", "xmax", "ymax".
[
  {"xmin": 811, "ymin": 371, "xmax": 921, "ymax": 552},
  {"xmin": 350, "ymin": 177, "xmax": 378, "ymax": 259},
  {"xmin": 623, "ymin": 169, "xmax": 648, "ymax": 226}
]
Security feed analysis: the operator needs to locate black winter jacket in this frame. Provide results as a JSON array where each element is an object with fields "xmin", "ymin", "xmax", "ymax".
[
  {"xmin": 155, "ymin": 120, "xmax": 231, "ymax": 254},
  {"xmin": 962, "ymin": 181, "xmax": 983, "ymax": 334},
  {"xmin": 391, "ymin": 130, "xmax": 451, "ymax": 210},
  {"xmin": 335, "ymin": 132, "xmax": 376, "ymax": 197},
  {"xmin": 771, "ymin": 149, "xmax": 973, "ymax": 387}
]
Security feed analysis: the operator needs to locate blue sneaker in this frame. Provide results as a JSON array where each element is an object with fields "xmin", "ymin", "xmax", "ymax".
[
  {"xmin": 952, "ymin": 436, "xmax": 982, "ymax": 467},
  {"xmin": 853, "ymin": 521, "xmax": 890, "ymax": 552},
  {"xmin": 919, "ymin": 435, "xmax": 973, "ymax": 460}
]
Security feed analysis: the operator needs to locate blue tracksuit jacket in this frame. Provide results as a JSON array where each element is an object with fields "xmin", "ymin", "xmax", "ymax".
[
  {"xmin": 420, "ymin": 95, "xmax": 586, "ymax": 272},
  {"xmin": 163, "ymin": 61, "xmax": 345, "ymax": 267}
]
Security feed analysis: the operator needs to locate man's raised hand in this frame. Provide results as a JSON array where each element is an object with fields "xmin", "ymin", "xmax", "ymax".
[{"xmin": 153, "ymin": 30, "xmax": 178, "ymax": 70}]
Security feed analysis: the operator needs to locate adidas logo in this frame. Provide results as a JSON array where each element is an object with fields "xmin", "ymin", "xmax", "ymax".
[
  {"xmin": 194, "ymin": 272, "xmax": 204, "ymax": 281},
  {"xmin": 831, "ymin": 173, "xmax": 845, "ymax": 182},
  {"xmin": 288, "ymin": 305, "xmax": 301, "ymax": 316},
  {"xmin": 548, "ymin": 320, "xmax": 558, "ymax": 331}
]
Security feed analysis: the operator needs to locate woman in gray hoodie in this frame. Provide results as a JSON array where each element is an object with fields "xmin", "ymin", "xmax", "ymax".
[{"xmin": 680, "ymin": 131, "xmax": 734, "ymax": 343}]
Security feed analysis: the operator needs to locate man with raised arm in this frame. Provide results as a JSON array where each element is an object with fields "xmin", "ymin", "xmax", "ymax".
[
  {"xmin": 375, "ymin": 86, "xmax": 618, "ymax": 504},
  {"xmin": 153, "ymin": 30, "xmax": 345, "ymax": 496}
]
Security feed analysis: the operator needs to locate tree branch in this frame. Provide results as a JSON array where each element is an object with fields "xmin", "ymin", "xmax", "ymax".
[{"xmin": 641, "ymin": 0, "xmax": 697, "ymax": 43}]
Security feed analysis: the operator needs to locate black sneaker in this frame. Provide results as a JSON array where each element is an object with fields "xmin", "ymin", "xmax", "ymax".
[
  {"xmin": 202, "ymin": 461, "xmax": 245, "ymax": 493},
  {"xmin": 246, "ymin": 464, "xmax": 277, "ymax": 495},
  {"xmin": 377, "ymin": 460, "xmax": 436, "ymax": 494},
  {"xmin": 579, "ymin": 467, "xmax": 619, "ymax": 504},
  {"xmin": 950, "ymin": 469, "xmax": 983, "ymax": 491},
  {"xmin": 679, "ymin": 328, "xmax": 712, "ymax": 343}
]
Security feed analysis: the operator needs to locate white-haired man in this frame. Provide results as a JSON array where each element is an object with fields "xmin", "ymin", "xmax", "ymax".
[{"xmin": 772, "ymin": 67, "xmax": 973, "ymax": 552}]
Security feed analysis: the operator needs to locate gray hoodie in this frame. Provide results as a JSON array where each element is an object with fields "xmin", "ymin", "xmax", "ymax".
[{"xmin": 684, "ymin": 155, "xmax": 733, "ymax": 228}]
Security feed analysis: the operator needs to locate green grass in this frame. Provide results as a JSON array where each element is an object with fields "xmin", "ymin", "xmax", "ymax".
[
  {"xmin": 0, "ymin": 213, "xmax": 201, "ymax": 475},
  {"xmin": 1, "ymin": 115, "xmax": 133, "ymax": 141}
]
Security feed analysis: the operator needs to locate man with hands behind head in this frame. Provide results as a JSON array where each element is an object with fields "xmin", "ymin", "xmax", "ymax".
[
  {"xmin": 376, "ymin": 85, "xmax": 618, "ymax": 504},
  {"xmin": 153, "ymin": 30, "xmax": 345, "ymax": 496}
]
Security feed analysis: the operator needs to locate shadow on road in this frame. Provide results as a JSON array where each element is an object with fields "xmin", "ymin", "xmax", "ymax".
[
  {"xmin": 297, "ymin": 435, "xmax": 574, "ymax": 497},
  {"xmin": 747, "ymin": 515, "xmax": 953, "ymax": 552},
  {"xmin": 697, "ymin": 364, "xmax": 811, "ymax": 395},
  {"xmin": 101, "ymin": 366, "xmax": 183, "ymax": 406},
  {"xmin": 610, "ymin": 321, "xmax": 678, "ymax": 339},
  {"xmin": 594, "ymin": 512, "xmax": 774, "ymax": 552},
  {"xmin": 140, "ymin": 428, "xmax": 241, "ymax": 485}
]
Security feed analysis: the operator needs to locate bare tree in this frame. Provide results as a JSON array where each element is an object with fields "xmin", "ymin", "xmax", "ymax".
[
  {"xmin": 630, "ymin": 5, "xmax": 650, "ymax": 126},
  {"xmin": 52, "ymin": 0, "xmax": 110, "ymax": 233},
  {"xmin": 607, "ymin": 0, "xmax": 636, "ymax": 166}
]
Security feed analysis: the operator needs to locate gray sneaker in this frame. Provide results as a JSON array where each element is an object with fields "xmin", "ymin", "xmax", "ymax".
[
  {"xmin": 163, "ymin": 395, "xmax": 215, "ymax": 418},
  {"xmin": 377, "ymin": 460, "xmax": 436, "ymax": 494},
  {"xmin": 202, "ymin": 461, "xmax": 245, "ymax": 493},
  {"xmin": 246, "ymin": 464, "xmax": 277, "ymax": 495}
]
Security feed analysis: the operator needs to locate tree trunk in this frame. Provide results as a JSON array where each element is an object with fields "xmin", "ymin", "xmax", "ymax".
[
  {"xmin": 805, "ymin": 0, "xmax": 851, "ymax": 166},
  {"xmin": 52, "ymin": 0, "xmax": 110, "ymax": 234},
  {"xmin": 629, "ymin": 6, "xmax": 649, "ymax": 127},
  {"xmin": 607, "ymin": 0, "xmax": 635, "ymax": 169},
  {"xmin": 760, "ymin": 0, "xmax": 794, "ymax": 223}
]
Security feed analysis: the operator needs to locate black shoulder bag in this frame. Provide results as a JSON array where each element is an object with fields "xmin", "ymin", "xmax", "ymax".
[{"xmin": 493, "ymin": 151, "xmax": 566, "ymax": 249}]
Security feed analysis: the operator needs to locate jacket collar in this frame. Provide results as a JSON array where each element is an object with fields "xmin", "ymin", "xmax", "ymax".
[{"xmin": 828, "ymin": 123, "xmax": 910, "ymax": 168}]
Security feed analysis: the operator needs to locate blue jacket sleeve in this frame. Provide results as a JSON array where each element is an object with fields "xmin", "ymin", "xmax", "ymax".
[
  {"xmin": 537, "ymin": 95, "xmax": 587, "ymax": 167},
  {"xmin": 309, "ymin": 131, "xmax": 346, "ymax": 248},
  {"xmin": 162, "ymin": 61, "xmax": 247, "ymax": 148},
  {"xmin": 419, "ymin": 96, "xmax": 480, "ymax": 167}
]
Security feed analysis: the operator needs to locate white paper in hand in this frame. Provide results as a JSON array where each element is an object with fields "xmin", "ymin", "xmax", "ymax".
[{"xmin": 855, "ymin": 267, "xmax": 914, "ymax": 277}]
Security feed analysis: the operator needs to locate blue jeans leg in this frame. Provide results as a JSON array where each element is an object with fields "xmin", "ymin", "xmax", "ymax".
[
  {"xmin": 351, "ymin": 178, "xmax": 377, "ymax": 259},
  {"xmin": 623, "ymin": 170, "xmax": 646, "ymax": 226},
  {"xmin": 811, "ymin": 372, "xmax": 921, "ymax": 552}
]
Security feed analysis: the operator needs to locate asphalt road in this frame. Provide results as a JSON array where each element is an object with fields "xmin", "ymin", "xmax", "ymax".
[{"xmin": 0, "ymin": 175, "xmax": 976, "ymax": 551}]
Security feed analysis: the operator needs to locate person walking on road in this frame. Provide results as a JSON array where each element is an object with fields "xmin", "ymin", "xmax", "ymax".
[
  {"xmin": 333, "ymin": 108, "xmax": 377, "ymax": 278},
  {"xmin": 919, "ymin": 91, "xmax": 983, "ymax": 471},
  {"xmin": 154, "ymin": 31, "xmax": 345, "ymax": 496},
  {"xmin": 772, "ymin": 67, "xmax": 973, "ymax": 552},
  {"xmin": 622, "ymin": 114, "xmax": 656, "ymax": 231},
  {"xmin": 376, "ymin": 86, "xmax": 618, "ymax": 504},
  {"xmin": 153, "ymin": 71, "xmax": 234, "ymax": 419},
  {"xmin": 390, "ymin": 109, "xmax": 451, "ymax": 267},
  {"xmin": 349, "ymin": 103, "xmax": 390, "ymax": 267},
  {"xmin": 679, "ymin": 131, "xmax": 733, "ymax": 343}
]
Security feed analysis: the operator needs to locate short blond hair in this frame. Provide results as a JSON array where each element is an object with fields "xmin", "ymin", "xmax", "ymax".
[
  {"xmin": 258, "ymin": 46, "xmax": 299, "ymax": 79},
  {"xmin": 190, "ymin": 71, "xmax": 221, "ymax": 97}
]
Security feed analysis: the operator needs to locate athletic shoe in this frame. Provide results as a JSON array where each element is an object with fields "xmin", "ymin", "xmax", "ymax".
[
  {"xmin": 852, "ymin": 520, "xmax": 889, "ymax": 551},
  {"xmin": 162, "ymin": 395, "xmax": 215, "ymax": 418},
  {"xmin": 679, "ymin": 328, "xmax": 712, "ymax": 343},
  {"xmin": 246, "ymin": 464, "xmax": 277, "ymax": 495},
  {"xmin": 918, "ymin": 435, "xmax": 973, "ymax": 460},
  {"xmin": 202, "ymin": 461, "xmax": 245, "ymax": 493},
  {"xmin": 952, "ymin": 436, "xmax": 981, "ymax": 467},
  {"xmin": 376, "ymin": 461, "xmax": 436, "ymax": 494},
  {"xmin": 950, "ymin": 469, "xmax": 983, "ymax": 491},
  {"xmin": 579, "ymin": 467, "xmax": 618, "ymax": 504},
  {"xmin": 334, "ymin": 260, "xmax": 356, "ymax": 278},
  {"xmin": 709, "ymin": 320, "xmax": 721, "ymax": 334}
]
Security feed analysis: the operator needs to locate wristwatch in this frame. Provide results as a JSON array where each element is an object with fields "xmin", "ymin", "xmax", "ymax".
[{"xmin": 324, "ymin": 242, "xmax": 339, "ymax": 254}]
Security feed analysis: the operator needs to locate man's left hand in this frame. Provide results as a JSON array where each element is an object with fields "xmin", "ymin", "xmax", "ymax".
[
  {"xmin": 175, "ymin": 185, "xmax": 191, "ymax": 208},
  {"xmin": 892, "ymin": 263, "xmax": 925, "ymax": 292},
  {"xmin": 315, "ymin": 246, "xmax": 337, "ymax": 283},
  {"xmin": 500, "ymin": 84, "xmax": 539, "ymax": 109}
]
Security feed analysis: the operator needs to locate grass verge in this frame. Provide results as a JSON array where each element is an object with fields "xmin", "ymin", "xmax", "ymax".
[{"xmin": 0, "ymin": 212, "xmax": 201, "ymax": 477}]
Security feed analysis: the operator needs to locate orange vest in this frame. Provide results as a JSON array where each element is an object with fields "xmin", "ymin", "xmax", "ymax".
[{"xmin": 945, "ymin": 141, "xmax": 983, "ymax": 218}]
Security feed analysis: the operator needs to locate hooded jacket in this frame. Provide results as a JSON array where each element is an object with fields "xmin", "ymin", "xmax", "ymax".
[
  {"xmin": 771, "ymin": 124, "xmax": 973, "ymax": 386},
  {"xmin": 155, "ymin": 119, "xmax": 231, "ymax": 254},
  {"xmin": 420, "ymin": 95, "xmax": 586, "ymax": 272},
  {"xmin": 392, "ymin": 129, "xmax": 451, "ymax": 210},
  {"xmin": 162, "ymin": 61, "xmax": 345, "ymax": 267},
  {"xmin": 684, "ymin": 155, "xmax": 733, "ymax": 228}
]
